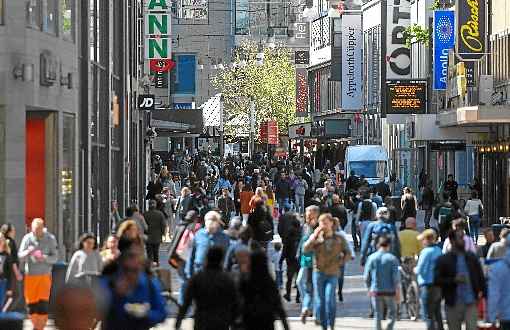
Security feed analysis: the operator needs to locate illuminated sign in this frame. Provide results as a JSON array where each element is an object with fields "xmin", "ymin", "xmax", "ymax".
[
  {"xmin": 456, "ymin": 0, "xmax": 486, "ymax": 61},
  {"xmin": 386, "ymin": 80, "xmax": 427, "ymax": 114}
]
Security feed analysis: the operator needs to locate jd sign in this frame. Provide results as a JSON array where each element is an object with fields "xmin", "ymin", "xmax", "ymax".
[{"xmin": 145, "ymin": 0, "xmax": 171, "ymax": 60}]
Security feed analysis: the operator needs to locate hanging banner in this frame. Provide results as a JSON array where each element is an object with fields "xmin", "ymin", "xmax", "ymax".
[
  {"xmin": 386, "ymin": 0, "xmax": 411, "ymax": 79},
  {"xmin": 341, "ymin": 14, "xmax": 363, "ymax": 110},
  {"xmin": 433, "ymin": 10, "xmax": 455, "ymax": 90},
  {"xmin": 295, "ymin": 68, "xmax": 309, "ymax": 117},
  {"xmin": 456, "ymin": 0, "xmax": 486, "ymax": 61}
]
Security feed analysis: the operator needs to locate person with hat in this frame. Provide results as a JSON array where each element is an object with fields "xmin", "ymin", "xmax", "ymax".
[
  {"xmin": 414, "ymin": 229, "xmax": 444, "ymax": 330},
  {"xmin": 185, "ymin": 211, "xmax": 230, "ymax": 279}
]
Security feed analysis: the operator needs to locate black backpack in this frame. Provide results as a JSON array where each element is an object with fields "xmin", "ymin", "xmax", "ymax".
[{"xmin": 359, "ymin": 200, "xmax": 374, "ymax": 221}]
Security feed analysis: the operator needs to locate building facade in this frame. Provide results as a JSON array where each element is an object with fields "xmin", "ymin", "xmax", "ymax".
[{"xmin": 0, "ymin": 0, "xmax": 145, "ymax": 257}]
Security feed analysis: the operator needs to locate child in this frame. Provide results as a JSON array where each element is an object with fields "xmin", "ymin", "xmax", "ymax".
[
  {"xmin": 271, "ymin": 242, "xmax": 283, "ymax": 289},
  {"xmin": 0, "ymin": 233, "xmax": 14, "ymax": 308}
]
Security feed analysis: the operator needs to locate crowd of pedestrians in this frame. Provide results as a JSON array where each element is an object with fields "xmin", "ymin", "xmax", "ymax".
[{"xmin": 0, "ymin": 152, "xmax": 509, "ymax": 330}]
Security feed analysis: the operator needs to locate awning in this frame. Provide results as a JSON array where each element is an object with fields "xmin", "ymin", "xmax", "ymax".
[
  {"xmin": 150, "ymin": 109, "xmax": 203, "ymax": 134},
  {"xmin": 200, "ymin": 93, "xmax": 222, "ymax": 127}
]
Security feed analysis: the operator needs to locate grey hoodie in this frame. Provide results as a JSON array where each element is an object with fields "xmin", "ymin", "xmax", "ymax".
[{"xmin": 18, "ymin": 231, "xmax": 58, "ymax": 275}]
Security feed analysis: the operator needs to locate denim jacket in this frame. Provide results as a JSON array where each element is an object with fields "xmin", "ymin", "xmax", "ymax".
[
  {"xmin": 363, "ymin": 250, "xmax": 400, "ymax": 294},
  {"xmin": 488, "ymin": 250, "xmax": 510, "ymax": 323}
]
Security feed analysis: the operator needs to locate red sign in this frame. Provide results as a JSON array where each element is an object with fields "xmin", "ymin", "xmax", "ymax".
[
  {"xmin": 267, "ymin": 121, "xmax": 279, "ymax": 145},
  {"xmin": 150, "ymin": 59, "xmax": 175, "ymax": 73},
  {"xmin": 259, "ymin": 121, "xmax": 279, "ymax": 145},
  {"xmin": 296, "ymin": 68, "xmax": 308, "ymax": 117}
]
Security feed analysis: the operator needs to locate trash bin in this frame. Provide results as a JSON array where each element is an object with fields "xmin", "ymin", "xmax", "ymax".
[{"xmin": 49, "ymin": 262, "xmax": 68, "ymax": 317}]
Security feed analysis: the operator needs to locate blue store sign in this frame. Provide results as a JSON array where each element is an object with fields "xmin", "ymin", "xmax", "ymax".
[{"xmin": 433, "ymin": 10, "xmax": 455, "ymax": 90}]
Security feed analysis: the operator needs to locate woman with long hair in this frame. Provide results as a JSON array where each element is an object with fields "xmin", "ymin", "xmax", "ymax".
[
  {"xmin": 400, "ymin": 187, "xmax": 418, "ymax": 228},
  {"xmin": 117, "ymin": 220, "xmax": 144, "ymax": 248},
  {"xmin": 65, "ymin": 233, "xmax": 103, "ymax": 284},
  {"xmin": 0, "ymin": 233, "xmax": 15, "ymax": 308},
  {"xmin": 239, "ymin": 249, "xmax": 289, "ymax": 330}
]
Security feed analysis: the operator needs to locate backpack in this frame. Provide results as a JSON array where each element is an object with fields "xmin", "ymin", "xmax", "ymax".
[
  {"xmin": 369, "ymin": 222, "xmax": 397, "ymax": 256},
  {"xmin": 359, "ymin": 200, "xmax": 374, "ymax": 221}
]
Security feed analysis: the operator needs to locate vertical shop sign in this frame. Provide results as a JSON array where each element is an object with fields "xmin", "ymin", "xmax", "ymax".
[
  {"xmin": 456, "ymin": 0, "xmax": 486, "ymax": 61},
  {"xmin": 145, "ymin": 0, "xmax": 171, "ymax": 60},
  {"xmin": 433, "ymin": 10, "xmax": 455, "ymax": 90},
  {"xmin": 295, "ymin": 68, "xmax": 308, "ymax": 117},
  {"xmin": 341, "ymin": 14, "xmax": 363, "ymax": 110},
  {"xmin": 386, "ymin": 0, "xmax": 411, "ymax": 79}
]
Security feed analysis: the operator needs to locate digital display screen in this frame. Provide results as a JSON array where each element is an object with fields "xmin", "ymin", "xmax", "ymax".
[{"xmin": 386, "ymin": 80, "xmax": 427, "ymax": 114}]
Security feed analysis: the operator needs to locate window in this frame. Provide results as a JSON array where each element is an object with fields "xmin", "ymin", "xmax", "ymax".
[
  {"xmin": 0, "ymin": 0, "xmax": 4, "ymax": 25},
  {"xmin": 26, "ymin": 0, "xmax": 42, "ymax": 29},
  {"xmin": 61, "ymin": 0, "xmax": 74, "ymax": 41},
  {"xmin": 235, "ymin": 0, "xmax": 249, "ymax": 35},
  {"xmin": 42, "ymin": 0, "xmax": 58, "ymax": 34},
  {"xmin": 349, "ymin": 161, "xmax": 387, "ymax": 180},
  {"xmin": 171, "ymin": 54, "xmax": 196, "ymax": 95},
  {"xmin": 178, "ymin": 0, "xmax": 208, "ymax": 20}
]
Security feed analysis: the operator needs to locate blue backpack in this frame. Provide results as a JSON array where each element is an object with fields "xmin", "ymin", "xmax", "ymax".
[{"xmin": 369, "ymin": 222, "xmax": 397, "ymax": 255}]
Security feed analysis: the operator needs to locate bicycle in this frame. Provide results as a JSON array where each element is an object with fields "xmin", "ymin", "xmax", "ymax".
[{"xmin": 399, "ymin": 257, "xmax": 420, "ymax": 321}]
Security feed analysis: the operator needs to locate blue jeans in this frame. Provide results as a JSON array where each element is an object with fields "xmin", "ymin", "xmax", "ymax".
[
  {"xmin": 420, "ymin": 285, "xmax": 444, "ymax": 330},
  {"xmin": 337, "ymin": 265, "xmax": 345, "ymax": 298},
  {"xmin": 372, "ymin": 296, "xmax": 397, "ymax": 330},
  {"xmin": 313, "ymin": 271, "xmax": 338, "ymax": 329},
  {"xmin": 0, "ymin": 278, "xmax": 7, "ymax": 308},
  {"xmin": 177, "ymin": 266, "xmax": 187, "ymax": 305},
  {"xmin": 297, "ymin": 267, "xmax": 313, "ymax": 313},
  {"xmin": 469, "ymin": 215, "xmax": 481, "ymax": 244},
  {"xmin": 295, "ymin": 193, "xmax": 305, "ymax": 214},
  {"xmin": 276, "ymin": 270, "xmax": 283, "ymax": 289},
  {"xmin": 278, "ymin": 198, "xmax": 290, "ymax": 214}
]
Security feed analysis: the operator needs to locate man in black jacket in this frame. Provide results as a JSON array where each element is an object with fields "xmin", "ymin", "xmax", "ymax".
[
  {"xmin": 275, "ymin": 172, "xmax": 291, "ymax": 215},
  {"xmin": 176, "ymin": 246, "xmax": 239, "ymax": 330},
  {"xmin": 435, "ymin": 230, "xmax": 486, "ymax": 330},
  {"xmin": 144, "ymin": 200, "xmax": 167, "ymax": 265}
]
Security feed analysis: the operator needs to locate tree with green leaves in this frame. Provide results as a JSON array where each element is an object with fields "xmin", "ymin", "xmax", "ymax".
[{"xmin": 211, "ymin": 41, "xmax": 297, "ymax": 138}]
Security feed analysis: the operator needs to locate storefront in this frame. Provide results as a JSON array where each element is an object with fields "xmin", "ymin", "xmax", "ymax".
[{"xmin": 475, "ymin": 141, "xmax": 510, "ymax": 224}]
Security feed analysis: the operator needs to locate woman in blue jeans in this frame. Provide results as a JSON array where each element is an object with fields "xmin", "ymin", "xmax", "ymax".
[{"xmin": 464, "ymin": 191, "xmax": 483, "ymax": 244}]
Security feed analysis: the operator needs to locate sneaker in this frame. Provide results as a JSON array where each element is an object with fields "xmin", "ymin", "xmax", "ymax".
[
  {"xmin": 296, "ymin": 296, "xmax": 301, "ymax": 304},
  {"xmin": 283, "ymin": 293, "xmax": 291, "ymax": 302},
  {"xmin": 338, "ymin": 292, "xmax": 343, "ymax": 302}
]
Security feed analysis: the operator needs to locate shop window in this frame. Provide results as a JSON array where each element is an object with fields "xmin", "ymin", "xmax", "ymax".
[
  {"xmin": 172, "ymin": 54, "xmax": 196, "ymax": 95},
  {"xmin": 61, "ymin": 0, "xmax": 74, "ymax": 41},
  {"xmin": 26, "ymin": 0, "xmax": 42, "ymax": 29}
]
